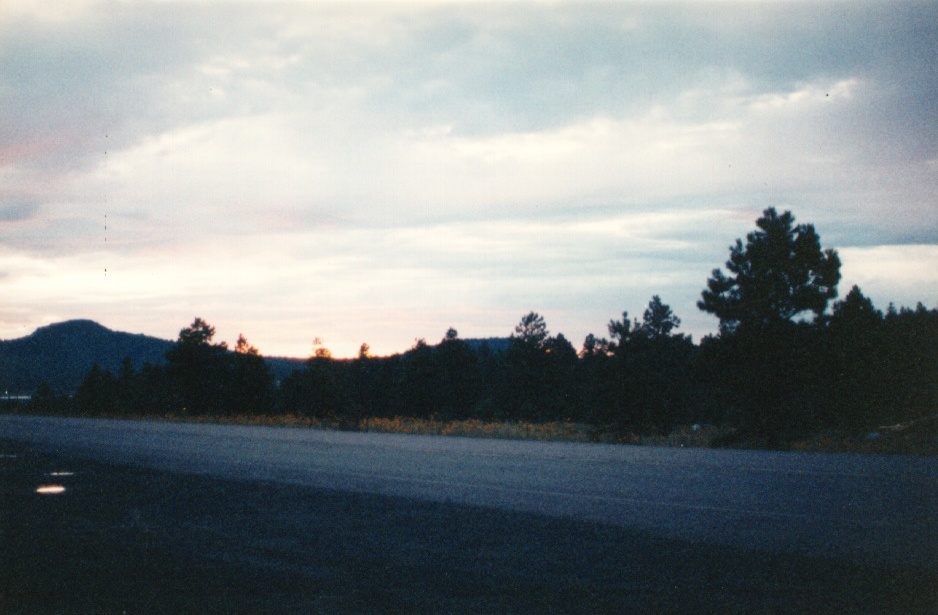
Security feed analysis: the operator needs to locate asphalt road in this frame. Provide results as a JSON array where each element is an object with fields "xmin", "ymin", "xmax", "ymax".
[
  {"xmin": 1, "ymin": 415, "xmax": 936, "ymax": 613},
  {"xmin": 2, "ymin": 415, "xmax": 935, "ymax": 568}
]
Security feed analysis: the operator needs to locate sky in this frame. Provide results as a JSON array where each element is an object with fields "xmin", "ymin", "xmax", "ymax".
[{"xmin": 1, "ymin": 0, "xmax": 936, "ymax": 358}]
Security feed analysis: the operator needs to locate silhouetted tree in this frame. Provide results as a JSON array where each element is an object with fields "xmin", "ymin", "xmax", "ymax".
[
  {"xmin": 300, "ymin": 353, "xmax": 349, "ymax": 420},
  {"xmin": 346, "ymin": 342, "xmax": 378, "ymax": 418},
  {"xmin": 580, "ymin": 333, "xmax": 610, "ymax": 358},
  {"xmin": 512, "ymin": 312, "xmax": 549, "ymax": 348},
  {"xmin": 699, "ymin": 208, "xmax": 841, "ymax": 332},
  {"xmin": 435, "ymin": 328, "xmax": 479, "ymax": 419},
  {"xmin": 311, "ymin": 337, "xmax": 332, "ymax": 359},
  {"xmin": 129, "ymin": 362, "xmax": 172, "ymax": 415},
  {"xmin": 74, "ymin": 363, "xmax": 117, "ymax": 416},
  {"xmin": 502, "ymin": 312, "xmax": 578, "ymax": 420},
  {"xmin": 29, "ymin": 381, "xmax": 60, "ymax": 415},
  {"xmin": 165, "ymin": 317, "xmax": 230, "ymax": 415},
  {"xmin": 603, "ymin": 298, "xmax": 696, "ymax": 434},
  {"xmin": 115, "ymin": 357, "xmax": 137, "ymax": 413},
  {"xmin": 822, "ymin": 286, "xmax": 886, "ymax": 429},
  {"xmin": 574, "ymin": 334, "xmax": 612, "ymax": 424},
  {"xmin": 540, "ymin": 333, "xmax": 578, "ymax": 420},
  {"xmin": 603, "ymin": 310, "xmax": 638, "ymax": 428},
  {"xmin": 880, "ymin": 303, "xmax": 938, "ymax": 424},
  {"xmin": 638, "ymin": 295, "xmax": 681, "ymax": 339},
  {"xmin": 607, "ymin": 311, "xmax": 636, "ymax": 354},
  {"xmin": 697, "ymin": 210, "xmax": 841, "ymax": 446},
  {"xmin": 471, "ymin": 340, "xmax": 508, "ymax": 420},
  {"xmin": 400, "ymin": 339, "xmax": 436, "ymax": 418},
  {"xmin": 504, "ymin": 312, "xmax": 550, "ymax": 419},
  {"xmin": 229, "ymin": 334, "xmax": 275, "ymax": 415}
]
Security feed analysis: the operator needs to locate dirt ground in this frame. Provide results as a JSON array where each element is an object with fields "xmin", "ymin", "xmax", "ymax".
[{"xmin": 2, "ymin": 440, "xmax": 934, "ymax": 615}]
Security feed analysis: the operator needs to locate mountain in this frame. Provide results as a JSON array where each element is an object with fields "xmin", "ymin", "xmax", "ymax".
[
  {"xmin": 262, "ymin": 356, "xmax": 307, "ymax": 384},
  {"xmin": 0, "ymin": 320, "xmax": 507, "ymax": 396},
  {"xmin": 0, "ymin": 320, "xmax": 175, "ymax": 395},
  {"xmin": 0, "ymin": 320, "xmax": 312, "ymax": 396},
  {"xmin": 462, "ymin": 337, "xmax": 512, "ymax": 354}
]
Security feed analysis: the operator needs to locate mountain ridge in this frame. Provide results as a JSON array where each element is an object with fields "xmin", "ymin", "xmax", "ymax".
[
  {"xmin": 0, "ymin": 320, "xmax": 319, "ymax": 395},
  {"xmin": 0, "ymin": 320, "xmax": 511, "ymax": 395},
  {"xmin": 0, "ymin": 320, "xmax": 176, "ymax": 395}
]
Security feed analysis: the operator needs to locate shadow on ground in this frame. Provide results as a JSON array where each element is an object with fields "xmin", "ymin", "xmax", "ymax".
[{"xmin": 1, "ymin": 440, "xmax": 934, "ymax": 614}]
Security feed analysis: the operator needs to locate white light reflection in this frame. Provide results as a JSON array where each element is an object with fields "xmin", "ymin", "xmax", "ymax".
[
  {"xmin": 48, "ymin": 471, "xmax": 74, "ymax": 477},
  {"xmin": 36, "ymin": 484, "xmax": 66, "ymax": 494}
]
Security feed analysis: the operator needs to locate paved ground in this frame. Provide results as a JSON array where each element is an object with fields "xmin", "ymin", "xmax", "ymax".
[{"xmin": 1, "ymin": 416, "xmax": 936, "ymax": 613}]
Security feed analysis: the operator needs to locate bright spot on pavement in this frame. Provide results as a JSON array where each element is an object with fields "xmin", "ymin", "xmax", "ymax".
[{"xmin": 35, "ymin": 484, "xmax": 66, "ymax": 495}]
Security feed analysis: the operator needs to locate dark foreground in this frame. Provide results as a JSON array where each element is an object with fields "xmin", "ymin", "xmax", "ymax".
[{"xmin": 2, "ymin": 441, "xmax": 934, "ymax": 615}]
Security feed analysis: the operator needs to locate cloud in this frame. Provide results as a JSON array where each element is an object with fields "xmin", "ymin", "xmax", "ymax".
[
  {"xmin": 0, "ymin": 201, "xmax": 39, "ymax": 222},
  {"xmin": 0, "ymin": 205, "xmax": 732, "ymax": 356},
  {"xmin": 0, "ymin": 0, "xmax": 935, "ymax": 355},
  {"xmin": 839, "ymin": 245, "xmax": 938, "ymax": 310}
]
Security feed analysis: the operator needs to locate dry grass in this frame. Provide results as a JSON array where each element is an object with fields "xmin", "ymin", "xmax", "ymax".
[
  {"xmin": 151, "ymin": 412, "xmax": 342, "ymax": 430},
  {"xmin": 52, "ymin": 410, "xmax": 936, "ymax": 455},
  {"xmin": 357, "ymin": 416, "xmax": 600, "ymax": 442},
  {"xmin": 126, "ymin": 412, "xmax": 734, "ymax": 448},
  {"xmin": 620, "ymin": 424, "xmax": 731, "ymax": 449},
  {"xmin": 146, "ymin": 413, "xmax": 609, "ymax": 443},
  {"xmin": 790, "ymin": 430, "xmax": 938, "ymax": 456}
]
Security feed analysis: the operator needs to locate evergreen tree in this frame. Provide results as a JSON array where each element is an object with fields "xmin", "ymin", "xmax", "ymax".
[
  {"xmin": 880, "ymin": 303, "xmax": 938, "ymax": 424},
  {"xmin": 74, "ymin": 364, "xmax": 117, "ymax": 416},
  {"xmin": 435, "ymin": 328, "xmax": 479, "ymax": 419},
  {"xmin": 229, "ymin": 334, "xmax": 275, "ymax": 415},
  {"xmin": 165, "ymin": 317, "xmax": 230, "ymax": 415},
  {"xmin": 697, "ymin": 209, "xmax": 841, "ymax": 446},
  {"xmin": 605, "ymin": 298, "xmax": 695, "ymax": 434},
  {"xmin": 699, "ymin": 208, "xmax": 841, "ymax": 332},
  {"xmin": 505, "ymin": 312, "xmax": 551, "ymax": 419}
]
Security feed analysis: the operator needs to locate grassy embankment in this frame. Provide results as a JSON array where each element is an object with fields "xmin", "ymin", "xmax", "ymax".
[
  {"xmin": 101, "ymin": 412, "xmax": 937, "ymax": 455},
  {"xmin": 142, "ymin": 413, "xmax": 735, "ymax": 447}
]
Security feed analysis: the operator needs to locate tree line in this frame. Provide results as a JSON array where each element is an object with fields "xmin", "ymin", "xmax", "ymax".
[{"xmin": 30, "ymin": 208, "xmax": 938, "ymax": 447}]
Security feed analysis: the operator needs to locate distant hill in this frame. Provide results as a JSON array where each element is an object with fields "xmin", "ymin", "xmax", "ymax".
[
  {"xmin": 263, "ymin": 356, "xmax": 307, "ymax": 384},
  {"xmin": 0, "ymin": 320, "xmax": 507, "ymax": 396},
  {"xmin": 0, "ymin": 320, "xmax": 175, "ymax": 395},
  {"xmin": 462, "ymin": 337, "xmax": 512, "ymax": 354},
  {"xmin": 0, "ymin": 320, "xmax": 311, "ymax": 395}
]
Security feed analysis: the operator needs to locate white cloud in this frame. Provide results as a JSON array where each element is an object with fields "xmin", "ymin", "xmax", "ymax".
[
  {"xmin": 743, "ymin": 78, "xmax": 859, "ymax": 113},
  {"xmin": 1, "ymin": 1, "xmax": 935, "ymax": 356},
  {"xmin": 0, "ymin": 0, "xmax": 99, "ymax": 22},
  {"xmin": 839, "ymin": 245, "xmax": 938, "ymax": 310}
]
